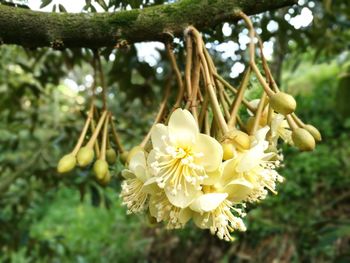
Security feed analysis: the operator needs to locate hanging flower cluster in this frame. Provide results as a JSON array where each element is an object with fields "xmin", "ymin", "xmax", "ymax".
[
  {"xmin": 119, "ymin": 12, "xmax": 321, "ymax": 241},
  {"xmin": 55, "ymin": 12, "xmax": 321, "ymax": 241},
  {"xmin": 56, "ymin": 52, "xmax": 124, "ymax": 185}
]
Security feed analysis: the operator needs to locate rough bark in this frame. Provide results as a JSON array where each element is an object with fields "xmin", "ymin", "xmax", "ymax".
[{"xmin": 0, "ymin": 0, "xmax": 296, "ymax": 48}]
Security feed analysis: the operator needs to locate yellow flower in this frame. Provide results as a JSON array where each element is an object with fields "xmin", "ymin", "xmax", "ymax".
[
  {"xmin": 190, "ymin": 192, "xmax": 246, "ymax": 241},
  {"xmin": 222, "ymin": 127, "xmax": 284, "ymax": 202},
  {"xmin": 147, "ymin": 109, "xmax": 223, "ymax": 208},
  {"xmin": 270, "ymin": 113, "xmax": 293, "ymax": 146},
  {"xmin": 148, "ymin": 190, "xmax": 192, "ymax": 229},
  {"xmin": 120, "ymin": 150, "xmax": 153, "ymax": 214}
]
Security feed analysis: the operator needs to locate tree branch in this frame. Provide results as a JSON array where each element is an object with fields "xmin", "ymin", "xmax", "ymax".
[{"xmin": 0, "ymin": 0, "xmax": 296, "ymax": 48}]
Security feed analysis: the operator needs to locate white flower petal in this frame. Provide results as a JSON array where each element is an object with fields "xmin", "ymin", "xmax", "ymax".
[
  {"xmin": 134, "ymin": 165, "xmax": 148, "ymax": 182},
  {"xmin": 202, "ymin": 168, "xmax": 222, "ymax": 185},
  {"xmin": 129, "ymin": 151, "xmax": 146, "ymax": 172},
  {"xmin": 193, "ymin": 212, "xmax": 211, "ymax": 229},
  {"xmin": 193, "ymin": 134, "xmax": 223, "ymax": 172},
  {"xmin": 151, "ymin": 123, "xmax": 169, "ymax": 151},
  {"xmin": 222, "ymin": 179, "xmax": 253, "ymax": 203},
  {"xmin": 143, "ymin": 177, "xmax": 159, "ymax": 194},
  {"xmin": 121, "ymin": 169, "xmax": 135, "ymax": 179},
  {"xmin": 165, "ymin": 182, "xmax": 201, "ymax": 208},
  {"xmin": 178, "ymin": 208, "xmax": 192, "ymax": 224},
  {"xmin": 168, "ymin": 109, "xmax": 198, "ymax": 147},
  {"xmin": 190, "ymin": 193, "xmax": 228, "ymax": 213},
  {"xmin": 220, "ymin": 159, "xmax": 241, "ymax": 186}
]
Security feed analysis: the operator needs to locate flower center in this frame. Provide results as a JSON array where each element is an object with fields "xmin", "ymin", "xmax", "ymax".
[
  {"xmin": 120, "ymin": 178, "xmax": 148, "ymax": 214},
  {"xmin": 151, "ymin": 143, "xmax": 207, "ymax": 195}
]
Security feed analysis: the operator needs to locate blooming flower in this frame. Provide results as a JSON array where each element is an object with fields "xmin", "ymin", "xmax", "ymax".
[
  {"xmin": 148, "ymin": 189, "xmax": 192, "ymax": 229},
  {"xmin": 190, "ymin": 192, "xmax": 247, "ymax": 241},
  {"xmin": 221, "ymin": 126, "xmax": 284, "ymax": 202},
  {"xmin": 120, "ymin": 150, "xmax": 153, "ymax": 214},
  {"xmin": 147, "ymin": 109, "xmax": 223, "ymax": 208},
  {"xmin": 270, "ymin": 113, "xmax": 293, "ymax": 146}
]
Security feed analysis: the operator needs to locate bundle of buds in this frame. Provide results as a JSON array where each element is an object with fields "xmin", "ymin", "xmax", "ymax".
[
  {"xmin": 57, "ymin": 52, "xmax": 124, "ymax": 185},
  {"xmin": 119, "ymin": 12, "xmax": 321, "ymax": 241}
]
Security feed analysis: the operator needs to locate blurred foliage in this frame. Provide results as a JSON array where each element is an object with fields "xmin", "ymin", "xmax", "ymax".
[{"xmin": 0, "ymin": 0, "xmax": 350, "ymax": 262}]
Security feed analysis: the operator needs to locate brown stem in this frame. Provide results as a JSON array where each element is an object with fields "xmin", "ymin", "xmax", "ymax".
[
  {"xmin": 86, "ymin": 111, "xmax": 108, "ymax": 149},
  {"xmin": 100, "ymin": 112, "xmax": 110, "ymax": 160},
  {"xmin": 250, "ymin": 92, "xmax": 267, "ymax": 135},
  {"xmin": 188, "ymin": 26, "xmax": 228, "ymax": 133},
  {"xmin": 71, "ymin": 105, "xmax": 94, "ymax": 155},
  {"xmin": 140, "ymin": 79, "xmax": 171, "ymax": 147},
  {"xmin": 167, "ymin": 43, "xmax": 184, "ymax": 109},
  {"xmin": 238, "ymin": 11, "xmax": 274, "ymax": 97},
  {"xmin": 110, "ymin": 116, "xmax": 125, "ymax": 153},
  {"xmin": 228, "ymin": 67, "xmax": 251, "ymax": 128}
]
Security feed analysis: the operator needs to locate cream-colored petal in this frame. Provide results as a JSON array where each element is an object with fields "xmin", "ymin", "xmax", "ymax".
[
  {"xmin": 143, "ymin": 177, "xmax": 159, "ymax": 194},
  {"xmin": 190, "ymin": 193, "xmax": 228, "ymax": 213},
  {"xmin": 236, "ymin": 143, "xmax": 267, "ymax": 173},
  {"xmin": 148, "ymin": 195, "xmax": 158, "ymax": 219},
  {"xmin": 150, "ymin": 123, "xmax": 169, "ymax": 151},
  {"xmin": 165, "ymin": 182, "xmax": 201, "ymax": 208},
  {"xmin": 129, "ymin": 151, "xmax": 146, "ymax": 172},
  {"xmin": 222, "ymin": 179, "xmax": 253, "ymax": 203},
  {"xmin": 178, "ymin": 208, "xmax": 192, "ymax": 224},
  {"xmin": 253, "ymin": 126, "xmax": 270, "ymax": 145},
  {"xmin": 134, "ymin": 165, "xmax": 148, "ymax": 182},
  {"xmin": 220, "ymin": 159, "xmax": 241, "ymax": 186},
  {"xmin": 193, "ymin": 134, "xmax": 223, "ymax": 172},
  {"xmin": 193, "ymin": 212, "xmax": 210, "ymax": 229},
  {"xmin": 121, "ymin": 169, "xmax": 135, "ymax": 179},
  {"xmin": 168, "ymin": 109, "xmax": 198, "ymax": 147},
  {"xmin": 202, "ymin": 168, "xmax": 222, "ymax": 185}
]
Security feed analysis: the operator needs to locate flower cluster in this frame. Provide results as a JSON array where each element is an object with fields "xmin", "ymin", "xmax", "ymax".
[
  {"xmin": 55, "ymin": 12, "xmax": 321, "ymax": 242},
  {"xmin": 120, "ymin": 14, "xmax": 321, "ymax": 241},
  {"xmin": 121, "ymin": 109, "xmax": 285, "ymax": 241}
]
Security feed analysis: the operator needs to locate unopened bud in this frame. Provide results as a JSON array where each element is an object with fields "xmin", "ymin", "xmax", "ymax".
[
  {"xmin": 106, "ymin": 148, "xmax": 117, "ymax": 165},
  {"xmin": 57, "ymin": 154, "xmax": 76, "ymax": 173},
  {"xmin": 222, "ymin": 130, "xmax": 250, "ymax": 153},
  {"xmin": 98, "ymin": 171, "xmax": 111, "ymax": 186},
  {"xmin": 221, "ymin": 142, "xmax": 235, "ymax": 161},
  {"xmin": 93, "ymin": 159, "xmax": 109, "ymax": 180},
  {"xmin": 127, "ymin": 146, "xmax": 144, "ymax": 164},
  {"xmin": 120, "ymin": 151, "xmax": 129, "ymax": 164},
  {"xmin": 77, "ymin": 146, "xmax": 94, "ymax": 167},
  {"xmin": 270, "ymin": 92, "xmax": 296, "ymax": 115},
  {"xmin": 304, "ymin": 124, "xmax": 321, "ymax": 142},
  {"xmin": 292, "ymin": 128, "xmax": 315, "ymax": 151}
]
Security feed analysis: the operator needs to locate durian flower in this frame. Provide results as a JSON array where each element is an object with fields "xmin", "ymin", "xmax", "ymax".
[
  {"xmin": 222, "ymin": 127, "xmax": 284, "ymax": 202},
  {"xmin": 120, "ymin": 150, "xmax": 153, "ymax": 214},
  {"xmin": 147, "ymin": 109, "xmax": 223, "ymax": 208},
  {"xmin": 190, "ymin": 191, "xmax": 247, "ymax": 241},
  {"xmin": 270, "ymin": 113, "xmax": 293, "ymax": 146},
  {"xmin": 148, "ymin": 189, "xmax": 192, "ymax": 229}
]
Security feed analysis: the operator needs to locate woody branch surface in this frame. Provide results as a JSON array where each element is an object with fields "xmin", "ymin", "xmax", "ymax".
[{"xmin": 0, "ymin": 0, "xmax": 296, "ymax": 48}]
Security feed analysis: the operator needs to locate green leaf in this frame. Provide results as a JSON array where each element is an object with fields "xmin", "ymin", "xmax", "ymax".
[
  {"xmin": 58, "ymin": 4, "xmax": 67, "ymax": 13},
  {"xmin": 39, "ymin": 0, "xmax": 52, "ymax": 8}
]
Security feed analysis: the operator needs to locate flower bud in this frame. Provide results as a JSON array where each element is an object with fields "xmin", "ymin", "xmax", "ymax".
[
  {"xmin": 98, "ymin": 171, "xmax": 111, "ymax": 186},
  {"xmin": 77, "ymin": 147, "xmax": 95, "ymax": 167},
  {"xmin": 246, "ymin": 115, "xmax": 268, "ymax": 134},
  {"xmin": 221, "ymin": 142, "xmax": 235, "ymax": 161},
  {"xmin": 222, "ymin": 130, "xmax": 250, "ymax": 153},
  {"xmin": 270, "ymin": 92, "xmax": 296, "ymax": 115},
  {"xmin": 93, "ymin": 159, "xmax": 109, "ymax": 180},
  {"xmin": 106, "ymin": 148, "xmax": 117, "ymax": 165},
  {"xmin": 292, "ymin": 128, "xmax": 315, "ymax": 151},
  {"xmin": 57, "ymin": 154, "xmax": 76, "ymax": 173},
  {"xmin": 127, "ymin": 146, "xmax": 144, "ymax": 164},
  {"xmin": 120, "ymin": 151, "xmax": 129, "ymax": 164},
  {"xmin": 304, "ymin": 124, "xmax": 322, "ymax": 142}
]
